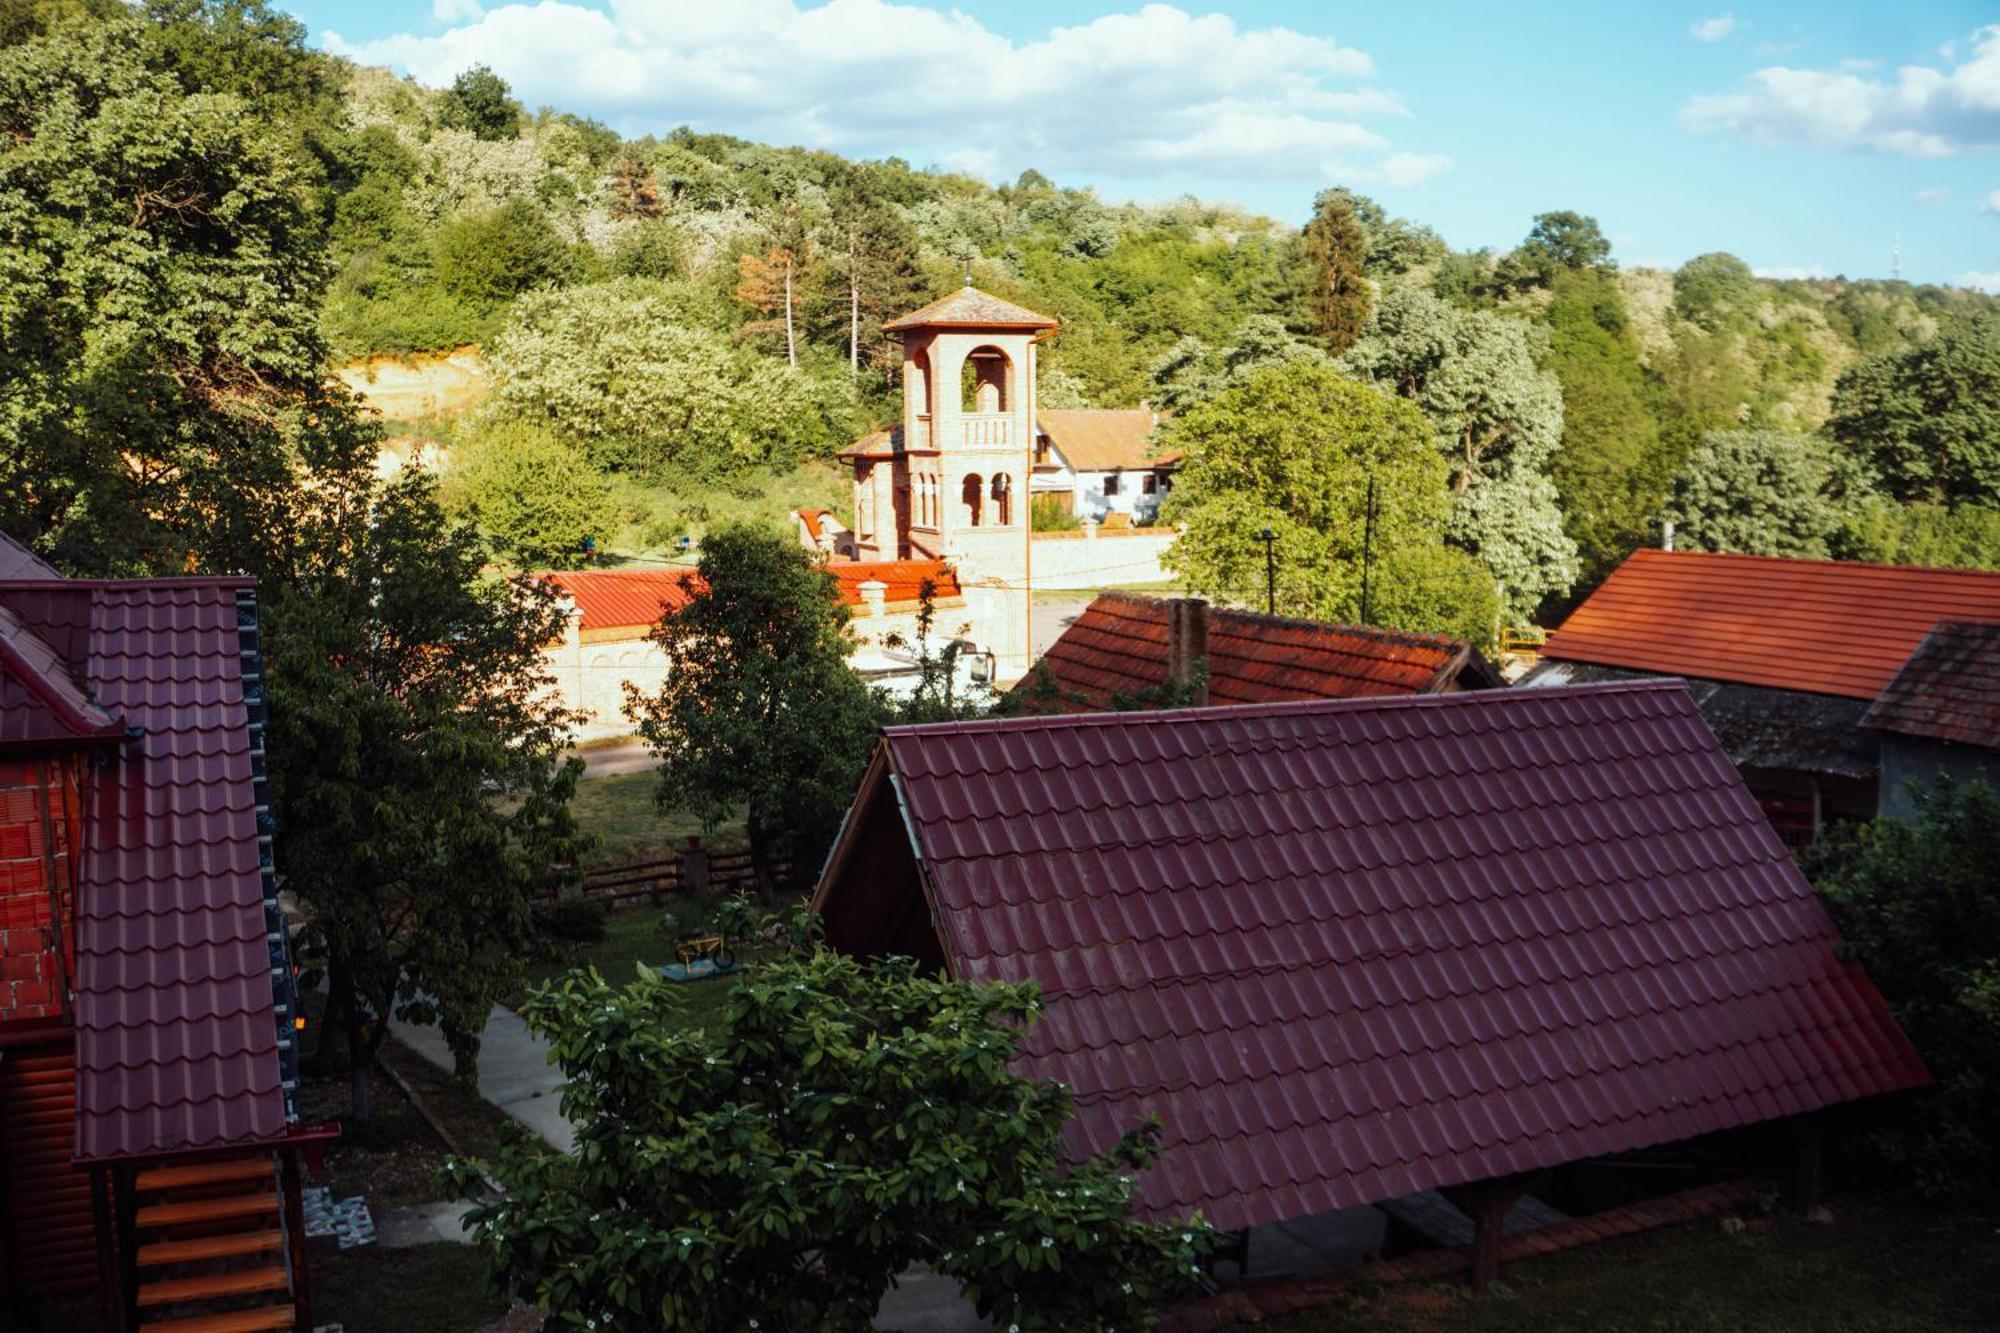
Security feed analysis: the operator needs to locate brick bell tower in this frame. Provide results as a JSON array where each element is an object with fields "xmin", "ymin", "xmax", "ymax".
[{"xmin": 869, "ymin": 284, "xmax": 1059, "ymax": 674}]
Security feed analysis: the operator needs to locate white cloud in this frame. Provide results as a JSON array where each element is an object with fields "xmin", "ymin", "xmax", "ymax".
[
  {"xmin": 1983, "ymin": 188, "xmax": 2000, "ymax": 213},
  {"xmin": 1955, "ymin": 269, "xmax": 2000, "ymax": 292},
  {"xmin": 1915, "ymin": 186, "xmax": 1949, "ymax": 203},
  {"xmin": 321, "ymin": 1, "xmax": 1444, "ymax": 188},
  {"xmin": 1691, "ymin": 13, "xmax": 1738, "ymax": 43},
  {"xmin": 1683, "ymin": 24, "xmax": 2000, "ymax": 155},
  {"xmin": 1752, "ymin": 263, "xmax": 1828, "ymax": 280},
  {"xmin": 431, "ymin": 0, "xmax": 483, "ymax": 21}
]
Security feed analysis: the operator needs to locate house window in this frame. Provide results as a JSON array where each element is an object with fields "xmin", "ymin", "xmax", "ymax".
[
  {"xmin": 1103, "ymin": 474, "xmax": 1121, "ymax": 496},
  {"xmin": 1142, "ymin": 474, "xmax": 1158, "ymax": 495}
]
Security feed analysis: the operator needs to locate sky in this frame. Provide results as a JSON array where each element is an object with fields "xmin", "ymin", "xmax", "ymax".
[{"xmin": 276, "ymin": 2, "xmax": 2000, "ymax": 290}]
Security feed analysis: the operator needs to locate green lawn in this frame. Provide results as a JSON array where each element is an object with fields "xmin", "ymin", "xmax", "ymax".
[
  {"xmin": 567, "ymin": 769, "xmax": 744, "ymax": 867},
  {"xmin": 1254, "ymin": 1202, "xmax": 2000, "ymax": 1332},
  {"xmin": 513, "ymin": 903, "xmax": 738, "ymax": 1032}
]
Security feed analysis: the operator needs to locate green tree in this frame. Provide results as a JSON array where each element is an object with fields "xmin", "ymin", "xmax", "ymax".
[
  {"xmin": 1342, "ymin": 287, "xmax": 1578, "ymax": 618},
  {"xmin": 483, "ymin": 279, "xmax": 863, "ymax": 483},
  {"xmin": 442, "ymin": 420, "xmax": 615, "ymax": 568},
  {"xmin": 1661, "ymin": 429, "xmax": 1845, "ymax": 558},
  {"xmin": 1147, "ymin": 316, "xmax": 1329, "ymax": 415},
  {"xmin": 624, "ymin": 527, "xmax": 881, "ymax": 900},
  {"xmin": 1808, "ymin": 780, "xmax": 2000, "ymax": 1204},
  {"xmin": 270, "ymin": 472, "xmax": 584, "ymax": 1118},
  {"xmin": 0, "ymin": 11, "xmax": 352, "ymax": 570},
  {"xmin": 1671, "ymin": 252, "xmax": 1757, "ymax": 329},
  {"xmin": 438, "ymin": 62, "xmax": 519, "ymax": 141},
  {"xmin": 433, "ymin": 198, "xmax": 579, "ymax": 307},
  {"xmin": 1501, "ymin": 209, "xmax": 1612, "ymax": 289},
  {"xmin": 1160, "ymin": 362, "xmax": 1493, "ymax": 639},
  {"xmin": 1301, "ymin": 187, "xmax": 1371, "ymax": 354},
  {"xmin": 449, "ymin": 921, "xmax": 1211, "ymax": 1330},
  {"xmin": 1828, "ymin": 315, "xmax": 2000, "ymax": 504},
  {"xmin": 1542, "ymin": 269, "xmax": 1668, "ymax": 578},
  {"xmin": 1833, "ymin": 500, "xmax": 2000, "ymax": 570}
]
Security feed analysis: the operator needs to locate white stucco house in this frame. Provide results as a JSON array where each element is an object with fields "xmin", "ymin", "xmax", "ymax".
[{"xmin": 1030, "ymin": 409, "xmax": 1177, "ymax": 524}]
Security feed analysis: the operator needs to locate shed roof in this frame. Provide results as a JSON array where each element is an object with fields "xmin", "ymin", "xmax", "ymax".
[
  {"xmin": 1017, "ymin": 593, "xmax": 1497, "ymax": 713},
  {"xmin": 816, "ymin": 683, "xmax": 1925, "ymax": 1230},
  {"xmin": 1543, "ymin": 549, "xmax": 2000, "ymax": 701},
  {"xmin": 883, "ymin": 286, "xmax": 1059, "ymax": 332},
  {"xmin": 1863, "ymin": 620, "xmax": 2000, "ymax": 751},
  {"xmin": 0, "ymin": 576, "xmax": 286, "ymax": 1161},
  {"xmin": 1037, "ymin": 410, "xmax": 1167, "ymax": 472}
]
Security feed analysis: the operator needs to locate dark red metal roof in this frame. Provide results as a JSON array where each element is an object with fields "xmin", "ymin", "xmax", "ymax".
[
  {"xmin": 0, "ymin": 602, "xmax": 121, "ymax": 747},
  {"xmin": 824, "ymin": 683, "xmax": 1926, "ymax": 1230},
  {"xmin": 1018, "ymin": 592, "xmax": 1495, "ymax": 713},
  {"xmin": 0, "ymin": 531, "xmax": 58, "ymax": 582},
  {"xmin": 1544, "ymin": 549, "xmax": 2000, "ymax": 700},
  {"xmin": 1863, "ymin": 620, "xmax": 2000, "ymax": 750},
  {"xmin": 0, "ymin": 575, "xmax": 285, "ymax": 1161}
]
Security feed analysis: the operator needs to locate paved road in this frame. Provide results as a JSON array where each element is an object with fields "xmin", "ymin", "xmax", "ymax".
[{"xmin": 570, "ymin": 740, "xmax": 653, "ymax": 778}]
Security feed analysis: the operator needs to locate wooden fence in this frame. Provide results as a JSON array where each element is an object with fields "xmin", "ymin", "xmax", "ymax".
[{"xmin": 534, "ymin": 846, "xmax": 794, "ymax": 910}]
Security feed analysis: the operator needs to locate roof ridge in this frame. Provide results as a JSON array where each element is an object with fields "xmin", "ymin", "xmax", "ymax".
[
  {"xmin": 1634, "ymin": 546, "xmax": 2000, "ymax": 581},
  {"xmin": 893, "ymin": 677, "xmax": 1686, "ymax": 739}
]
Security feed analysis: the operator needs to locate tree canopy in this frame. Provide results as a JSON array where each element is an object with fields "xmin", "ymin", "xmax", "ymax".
[
  {"xmin": 451, "ymin": 917, "xmax": 1211, "ymax": 1330},
  {"xmin": 1829, "ymin": 315, "xmax": 2000, "ymax": 505},
  {"xmin": 1302, "ymin": 187, "xmax": 1371, "ymax": 354},
  {"xmin": 1160, "ymin": 362, "xmax": 1496, "ymax": 643},
  {"xmin": 1662, "ymin": 429, "xmax": 1845, "ymax": 559},
  {"xmin": 438, "ymin": 63, "xmax": 519, "ymax": 141}
]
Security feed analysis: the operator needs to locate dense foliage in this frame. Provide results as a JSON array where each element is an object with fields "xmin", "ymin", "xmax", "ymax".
[
  {"xmin": 624, "ymin": 527, "xmax": 881, "ymax": 899},
  {"xmin": 1161, "ymin": 363, "xmax": 1497, "ymax": 644},
  {"xmin": 1663, "ymin": 430, "xmax": 1846, "ymax": 558},
  {"xmin": 1809, "ymin": 781, "xmax": 2000, "ymax": 1205},
  {"xmin": 450, "ymin": 914, "xmax": 1212, "ymax": 1330}
]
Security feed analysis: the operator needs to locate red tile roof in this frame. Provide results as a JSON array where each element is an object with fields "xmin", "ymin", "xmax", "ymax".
[
  {"xmin": 542, "ymin": 568, "xmax": 701, "ymax": 633},
  {"xmin": 545, "ymin": 561, "xmax": 960, "ymax": 635},
  {"xmin": 0, "ymin": 577, "xmax": 287, "ymax": 1161},
  {"xmin": 1019, "ymin": 593, "xmax": 1496, "ymax": 713},
  {"xmin": 1544, "ymin": 549, "xmax": 2000, "ymax": 701},
  {"xmin": 817, "ymin": 683, "xmax": 1926, "ymax": 1230},
  {"xmin": 1863, "ymin": 620, "xmax": 2000, "ymax": 750}
]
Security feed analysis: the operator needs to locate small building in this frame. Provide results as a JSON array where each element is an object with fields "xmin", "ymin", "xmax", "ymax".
[
  {"xmin": 1031, "ymin": 409, "xmax": 1175, "ymax": 524},
  {"xmin": 1013, "ymin": 592, "xmax": 1500, "ymax": 713},
  {"xmin": 1862, "ymin": 620, "xmax": 2000, "ymax": 819},
  {"xmin": 791, "ymin": 506, "xmax": 857, "ymax": 559},
  {"xmin": 0, "ymin": 533, "xmax": 327, "ymax": 1329},
  {"xmin": 814, "ymin": 684, "xmax": 1923, "ymax": 1280},
  {"xmin": 539, "ymin": 560, "xmax": 974, "ymax": 734},
  {"xmin": 1527, "ymin": 549, "xmax": 2000, "ymax": 844}
]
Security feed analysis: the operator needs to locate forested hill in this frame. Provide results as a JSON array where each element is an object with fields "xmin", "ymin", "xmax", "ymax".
[{"xmin": 6, "ymin": 1, "xmax": 1997, "ymax": 621}]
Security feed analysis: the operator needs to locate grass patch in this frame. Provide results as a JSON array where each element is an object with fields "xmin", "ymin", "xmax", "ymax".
[
  {"xmin": 568, "ymin": 770, "xmax": 745, "ymax": 867},
  {"xmin": 511, "ymin": 902, "xmax": 738, "ymax": 1035},
  {"xmin": 1256, "ymin": 1202, "xmax": 2000, "ymax": 1332},
  {"xmin": 313, "ymin": 1242, "xmax": 512, "ymax": 1333},
  {"xmin": 379, "ymin": 1034, "xmax": 517, "ymax": 1169}
]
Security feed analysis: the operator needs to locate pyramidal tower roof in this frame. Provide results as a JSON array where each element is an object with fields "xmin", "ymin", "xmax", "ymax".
[{"xmin": 882, "ymin": 285, "xmax": 1060, "ymax": 332}]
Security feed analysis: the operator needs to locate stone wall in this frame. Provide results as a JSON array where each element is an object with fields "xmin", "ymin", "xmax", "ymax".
[{"xmin": 1029, "ymin": 526, "xmax": 1178, "ymax": 589}]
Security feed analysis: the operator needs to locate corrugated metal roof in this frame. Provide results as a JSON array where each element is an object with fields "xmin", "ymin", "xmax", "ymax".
[
  {"xmin": 1018, "ymin": 593, "xmax": 1495, "ymax": 713},
  {"xmin": 1544, "ymin": 549, "xmax": 2000, "ymax": 700},
  {"xmin": 883, "ymin": 286, "xmax": 1059, "ymax": 331},
  {"xmin": 824, "ymin": 683, "xmax": 1926, "ymax": 1230},
  {"xmin": 0, "ymin": 575, "xmax": 286, "ymax": 1161},
  {"xmin": 1863, "ymin": 620, "xmax": 2000, "ymax": 750}
]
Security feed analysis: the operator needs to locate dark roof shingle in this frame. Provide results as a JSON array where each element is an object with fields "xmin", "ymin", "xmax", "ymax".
[
  {"xmin": 1544, "ymin": 549, "xmax": 2000, "ymax": 700},
  {"xmin": 824, "ymin": 683, "xmax": 1926, "ymax": 1230},
  {"xmin": 1863, "ymin": 620, "xmax": 2000, "ymax": 750},
  {"xmin": 1019, "ymin": 593, "xmax": 1494, "ymax": 713}
]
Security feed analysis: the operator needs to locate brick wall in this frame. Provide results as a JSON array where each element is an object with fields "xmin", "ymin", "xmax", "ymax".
[{"xmin": 0, "ymin": 757, "xmax": 76, "ymax": 1023}]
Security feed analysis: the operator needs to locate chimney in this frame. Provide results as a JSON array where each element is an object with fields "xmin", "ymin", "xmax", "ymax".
[
  {"xmin": 1166, "ymin": 597, "xmax": 1210, "ymax": 706},
  {"xmin": 856, "ymin": 578, "xmax": 887, "ymax": 620},
  {"xmin": 1662, "ymin": 519, "xmax": 1676, "ymax": 552}
]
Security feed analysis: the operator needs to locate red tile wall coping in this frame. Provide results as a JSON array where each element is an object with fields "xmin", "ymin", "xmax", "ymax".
[{"xmin": 1159, "ymin": 1178, "xmax": 1770, "ymax": 1330}]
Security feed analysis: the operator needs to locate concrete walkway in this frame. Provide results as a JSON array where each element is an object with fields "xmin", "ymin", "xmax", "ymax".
[{"xmin": 391, "ymin": 1003, "xmax": 575, "ymax": 1152}]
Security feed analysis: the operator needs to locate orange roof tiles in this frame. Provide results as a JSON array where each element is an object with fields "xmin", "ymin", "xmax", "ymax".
[
  {"xmin": 882, "ymin": 286, "xmax": 1059, "ymax": 332},
  {"xmin": 543, "ymin": 560, "xmax": 961, "ymax": 635},
  {"xmin": 1036, "ymin": 410, "xmax": 1166, "ymax": 472},
  {"xmin": 1019, "ymin": 592, "xmax": 1496, "ymax": 713},
  {"xmin": 1543, "ymin": 549, "xmax": 2000, "ymax": 701}
]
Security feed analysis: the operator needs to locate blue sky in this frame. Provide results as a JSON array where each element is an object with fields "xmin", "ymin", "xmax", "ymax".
[{"xmin": 278, "ymin": 2, "xmax": 2000, "ymax": 288}]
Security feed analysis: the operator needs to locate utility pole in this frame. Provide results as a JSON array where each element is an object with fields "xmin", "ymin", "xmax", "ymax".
[
  {"xmin": 1257, "ymin": 527, "xmax": 1277, "ymax": 615},
  {"xmin": 1360, "ymin": 474, "xmax": 1377, "ymax": 626}
]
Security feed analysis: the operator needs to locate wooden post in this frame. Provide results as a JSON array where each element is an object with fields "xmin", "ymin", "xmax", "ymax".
[
  {"xmin": 1790, "ymin": 1115, "xmax": 1825, "ymax": 1213},
  {"xmin": 280, "ymin": 1148, "xmax": 312, "ymax": 1332},
  {"xmin": 1466, "ymin": 1183, "xmax": 1519, "ymax": 1291},
  {"xmin": 113, "ymin": 1165, "xmax": 139, "ymax": 1333}
]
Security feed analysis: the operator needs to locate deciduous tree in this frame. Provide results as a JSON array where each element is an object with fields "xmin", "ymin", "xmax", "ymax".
[
  {"xmin": 624, "ymin": 527, "xmax": 881, "ymax": 900},
  {"xmin": 1828, "ymin": 315, "xmax": 2000, "ymax": 505},
  {"xmin": 450, "ymin": 920, "xmax": 1212, "ymax": 1330},
  {"xmin": 439, "ymin": 62, "xmax": 519, "ymax": 141},
  {"xmin": 1662, "ymin": 429, "xmax": 1845, "ymax": 558},
  {"xmin": 442, "ymin": 419, "xmax": 615, "ymax": 568}
]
